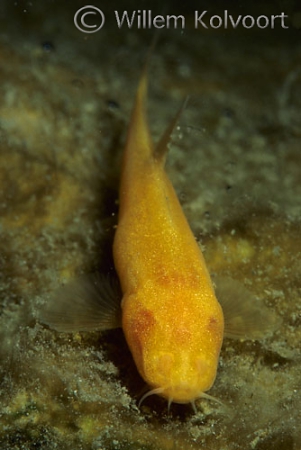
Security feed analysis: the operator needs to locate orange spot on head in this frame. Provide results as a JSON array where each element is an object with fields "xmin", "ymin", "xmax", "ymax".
[
  {"xmin": 207, "ymin": 315, "xmax": 221, "ymax": 334},
  {"xmin": 208, "ymin": 316, "xmax": 218, "ymax": 326},
  {"xmin": 133, "ymin": 308, "xmax": 156, "ymax": 339},
  {"xmin": 125, "ymin": 307, "xmax": 156, "ymax": 362}
]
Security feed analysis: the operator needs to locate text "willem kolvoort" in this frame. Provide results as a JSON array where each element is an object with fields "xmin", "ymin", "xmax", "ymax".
[
  {"xmin": 115, "ymin": 10, "xmax": 289, "ymax": 29},
  {"xmin": 74, "ymin": 7, "xmax": 289, "ymax": 33}
]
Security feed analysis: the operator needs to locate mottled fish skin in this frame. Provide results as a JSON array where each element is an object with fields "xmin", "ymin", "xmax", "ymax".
[{"xmin": 113, "ymin": 51, "xmax": 224, "ymax": 405}]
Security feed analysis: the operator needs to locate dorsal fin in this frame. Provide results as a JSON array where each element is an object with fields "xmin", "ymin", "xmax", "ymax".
[
  {"xmin": 132, "ymin": 33, "xmax": 188, "ymax": 166},
  {"xmin": 123, "ymin": 33, "xmax": 188, "ymax": 176},
  {"xmin": 154, "ymin": 95, "xmax": 189, "ymax": 164}
]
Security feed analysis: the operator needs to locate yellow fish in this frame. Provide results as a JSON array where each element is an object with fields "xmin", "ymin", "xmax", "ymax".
[
  {"xmin": 40, "ymin": 45, "xmax": 278, "ymax": 411},
  {"xmin": 112, "ymin": 62, "xmax": 224, "ymax": 406}
]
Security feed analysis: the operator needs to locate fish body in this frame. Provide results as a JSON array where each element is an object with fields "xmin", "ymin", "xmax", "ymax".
[
  {"xmin": 113, "ymin": 61, "xmax": 224, "ymax": 404},
  {"xmin": 40, "ymin": 48, "xmax": 279, "ymax": 409}
]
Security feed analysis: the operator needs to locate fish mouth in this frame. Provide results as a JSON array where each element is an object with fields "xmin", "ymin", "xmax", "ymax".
[
  {"xmin": 138, "ymin": 385, "xmax": 223, "ymax": 414},
  {"xmin": 138, "ymin": 384, "xmax": 200, "ymax": 406}
]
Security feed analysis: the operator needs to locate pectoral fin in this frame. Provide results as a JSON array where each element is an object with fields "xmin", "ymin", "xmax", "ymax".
[
  {"xmin": 214, "ymin": 276, "xmax": 280, "ymax": 340},
  {"xmin": 38, "ymin": 273, "xmax": 122, "ymax": 332}
]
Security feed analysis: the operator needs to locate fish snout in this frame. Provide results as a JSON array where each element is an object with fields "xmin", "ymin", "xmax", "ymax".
[{"xmin": 146, "ymin": 352, "xmax": 215, "ymax": 404}]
